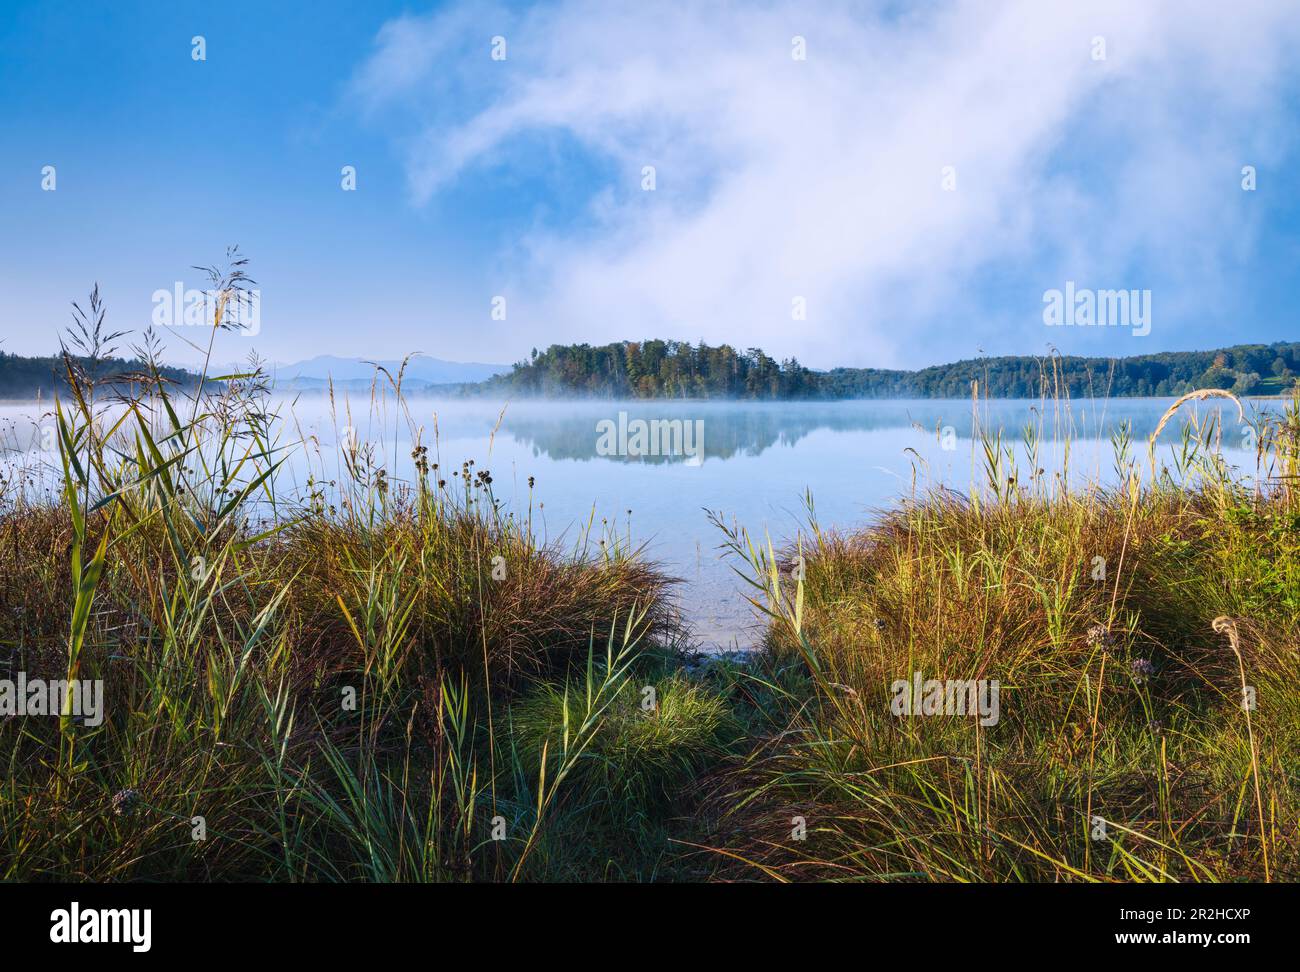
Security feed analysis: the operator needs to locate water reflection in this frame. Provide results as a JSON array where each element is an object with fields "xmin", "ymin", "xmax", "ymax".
[{"xmin": 493, "ymin": 398, "xmax": 1275, "ymax": 465}]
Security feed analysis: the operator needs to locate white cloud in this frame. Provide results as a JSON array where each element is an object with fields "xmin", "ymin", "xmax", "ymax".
[{"xmin": 351, "ymin": 0, "xmax": 1300, "ymax": 367}]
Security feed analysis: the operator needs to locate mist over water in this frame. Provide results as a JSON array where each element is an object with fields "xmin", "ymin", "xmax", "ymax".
[{"xmin": 2, "ymin": 395, "xmax": 1283, "ymax": 649}]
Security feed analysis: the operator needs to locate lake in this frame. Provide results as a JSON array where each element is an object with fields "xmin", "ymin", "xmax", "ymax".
[{"xmin": 1, "ymin": 395, "xmax": 1284, "ymax": 649}]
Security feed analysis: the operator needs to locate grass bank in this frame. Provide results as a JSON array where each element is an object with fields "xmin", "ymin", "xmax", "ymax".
[
  {"xmin": 705, "ymin": 391, "xmax": 1300, "ymax": 881},
  {"xmin": 0, "ymin": 300, "xmax": 731, "ymax": 882}
]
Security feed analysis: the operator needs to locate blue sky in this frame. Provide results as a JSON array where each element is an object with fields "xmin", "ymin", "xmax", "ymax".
[{"xmin": 2, "ymin": 0, "xmax": 1299, "ymax": 370}]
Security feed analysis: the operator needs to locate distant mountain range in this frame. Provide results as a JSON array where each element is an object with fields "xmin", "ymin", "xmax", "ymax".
[{"xmin": 267, "ymin": 354, "xmax": 509, "ymax": 391}]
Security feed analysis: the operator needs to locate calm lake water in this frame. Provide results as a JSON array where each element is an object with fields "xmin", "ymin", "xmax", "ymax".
[{"xmin": 1, "ymin": 395, "xmax": 1285, "ymax": 649}]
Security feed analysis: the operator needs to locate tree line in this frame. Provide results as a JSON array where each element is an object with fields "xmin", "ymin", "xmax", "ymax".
[
  {"xmin": 0, "ymin": 351, "xmax": 196, "ymax": 398},
  {"xmin": 485, "ymin": 340, "xmax": 1300, "ymax": 399}
]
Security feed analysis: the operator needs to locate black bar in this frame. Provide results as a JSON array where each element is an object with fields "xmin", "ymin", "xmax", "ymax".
[{"xmin": 0, "ymin": 882, "xmax": 1280, "ymax": 958}]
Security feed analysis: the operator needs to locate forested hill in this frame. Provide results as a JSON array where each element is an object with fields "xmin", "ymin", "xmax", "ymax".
[
  {"xmin": 0, "ymin": 351, "xmax": 197, "ymax": 398},
  {"xmin": 486, "ymin": 340, "xmax": 1300, "ymax": 400}
]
